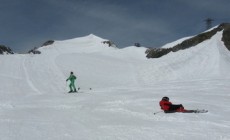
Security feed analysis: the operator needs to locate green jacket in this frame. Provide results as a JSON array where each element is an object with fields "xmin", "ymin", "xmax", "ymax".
[{"xmin": 66, "ymin": 74, "xmax": 77, "ymax": 83}]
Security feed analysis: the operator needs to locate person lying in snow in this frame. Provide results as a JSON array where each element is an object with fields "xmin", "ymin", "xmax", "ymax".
[{"xmin": 159, "ymin": 97, "xmax": 194, "ymax": 113}]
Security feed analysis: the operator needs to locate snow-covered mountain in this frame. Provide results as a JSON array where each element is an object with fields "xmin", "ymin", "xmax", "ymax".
[
  {"xmin": 146, "ymin": 23, "xmax": 230, "ymax": 58},
  {"xmin": 0, "ymin": 28, "xmax": 230, "ymax": 140}
]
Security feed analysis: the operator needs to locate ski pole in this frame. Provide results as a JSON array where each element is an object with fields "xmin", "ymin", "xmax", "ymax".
[
  {"xmin": 65, "ymin": 81, "xmax": 68, "ymax": 91},
  {"xmin": 153, "ymin": 110, "xmax": 163, "ymax": 115}
]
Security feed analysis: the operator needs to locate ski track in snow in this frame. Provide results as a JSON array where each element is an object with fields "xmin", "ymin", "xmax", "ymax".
[
  {"xmin": 22, "ymin": 56, "xmax": 42, "ymax": 95},
  {"xmin": 0, "ymin": 34, "xmax": 230, "ymax": 140}
]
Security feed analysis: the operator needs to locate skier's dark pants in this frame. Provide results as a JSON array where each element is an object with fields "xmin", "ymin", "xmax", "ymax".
[{"xmin": 164, "ymin": 104, "xmax": 183, "ymax": 113}]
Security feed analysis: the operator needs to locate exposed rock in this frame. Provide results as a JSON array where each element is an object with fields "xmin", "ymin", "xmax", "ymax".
[
  {"xmin": 102, "ymin": 40, "xmax": 117, "ymax": 48},
  {"xmin": 0, "ymin": 45, "xmax": 14, "ymax": 54},
  {"xmin": 221, "ymin": 23, "xmax": 230, "ymax": 51},
  {"xmin": 134, "ymin": 43, "xmax": 141, "ymax": 47},
  {"xmin": 28, "ymin": 47, "xmax": 41, "ymax": 54},
  {"xmin": 27, "ymin": 40, "xmax": 54, "ymax": 54},
  {"xmin": 146, "ymin": 48, "xmax": 172, "ymax": 58},
  {"xmin": 42, "ymin": 40, "xmax": 54, "ymax": 47}
]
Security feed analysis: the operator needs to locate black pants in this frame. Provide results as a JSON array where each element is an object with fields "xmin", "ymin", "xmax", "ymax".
[{"xmin": 164, "ymin": 104, "xmax": 183, "ymax": 113}]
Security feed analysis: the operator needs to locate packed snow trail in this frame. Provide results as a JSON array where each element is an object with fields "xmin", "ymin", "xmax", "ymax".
[
  {"xmin": 22, "ymin": 56, "xmax": 42, "ymax": 95},
  {"xmin": 0, "ymin": 80, "xmax": 230, "ymax": 140}
]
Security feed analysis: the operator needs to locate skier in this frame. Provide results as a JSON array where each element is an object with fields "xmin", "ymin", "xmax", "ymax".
[
  {"xmin": 159, "ymin": 97, "xmax": 194, "ymax": 113},
  {"xmin": 66, "ymin": 71, "xmax": 77, "ymax": 93}
]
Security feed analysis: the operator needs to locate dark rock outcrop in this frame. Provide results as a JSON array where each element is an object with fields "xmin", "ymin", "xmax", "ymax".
[
  {"xmin": 42, "ymin": 40, "xmax": 54, "ymax": 47},
  {"xmin": 146, "ymin": 23, "xmax": 230, "ymax": 58},
  {"xmin": 102, "ymin": 40, "xmax": 117, "ymax": 48},
  {"xmin": 28, "ymin": 47, "xmax": 41, "ymax": 54},
  {"xmin": 0, "ymin": 45, "xmax": 14, "ymax": 54},
  {"xmin": 222, "ymin": 24, "xmax": 230, "ymax": 51},
  {"xmin": 146, "ymin": 48, "xmax": 172, "ymax": 58},
  {"xmin": 134, "ymin": 43, "xmax": 141, "ymax": 47}
]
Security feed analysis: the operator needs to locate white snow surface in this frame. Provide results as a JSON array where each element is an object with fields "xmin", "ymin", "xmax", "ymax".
[{"xmin": 1, "ymin": 33, "xmax": 230, "ymax": 140}]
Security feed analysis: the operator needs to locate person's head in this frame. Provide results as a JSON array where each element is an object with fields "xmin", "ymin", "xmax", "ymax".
[
  {"xmin": 162, "ymin": 96, "xmax": 169, "ymax": 101},
  {"xmin": 70, "ymin": 71, "xmax": 73, "ymax": 74}
]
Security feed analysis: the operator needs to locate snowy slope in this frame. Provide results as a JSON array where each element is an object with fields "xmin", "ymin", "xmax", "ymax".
[{"xmin": 0, "ymin": 33, "xmax": 230, "ymax": 140}]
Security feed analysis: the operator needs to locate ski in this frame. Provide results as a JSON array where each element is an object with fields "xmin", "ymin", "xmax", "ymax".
[
  {"xmin": 183, "ymin": 109, "xmax": 208, "ymax": 113},
  {"xmin": 193, "ymin": 109, "xmax": 208, "ymax": 113},
  {"xmin": 66, "ymin": 87, "xmax": 92, "ymax": 94}
]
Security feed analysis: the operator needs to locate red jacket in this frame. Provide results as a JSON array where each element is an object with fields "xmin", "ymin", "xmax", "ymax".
[{"xmin": 159, "ymin": 100, "xmax": 172, "ymax": 111}]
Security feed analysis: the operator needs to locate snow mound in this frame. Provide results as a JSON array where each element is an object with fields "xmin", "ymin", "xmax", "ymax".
[{"xmin": 38, "ymin": 34, "xmax": 116, "ymax": 54}]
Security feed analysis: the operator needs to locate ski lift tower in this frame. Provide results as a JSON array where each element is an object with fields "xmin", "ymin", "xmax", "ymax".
[{"xmin": 205, "ymin": 18, "xmax": 214, "ymax": 30}]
